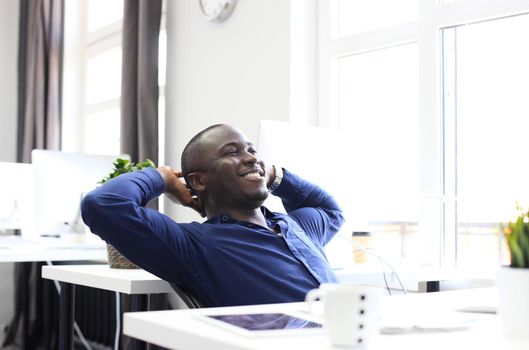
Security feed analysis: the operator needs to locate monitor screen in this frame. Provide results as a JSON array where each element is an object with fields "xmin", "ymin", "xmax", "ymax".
[
  {"xmin": 256, "ymin": 120, "xmax": 356, "ymax": 268},
  {"xmin": 30, "ymin": 150, "xmax": 128, "ymax": 238},
  {"xmin": 257, "ymin": 119, "xmax": 343, "ymax": 213},
  {"xmin": 0, "ymin": 162, "xmax": 34, "ymax": 233}
]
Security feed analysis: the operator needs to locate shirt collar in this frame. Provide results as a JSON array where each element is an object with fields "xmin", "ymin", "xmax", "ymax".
[{"xmin": 205, "ymin": 206, "xmax": 281, "ymax": 224}]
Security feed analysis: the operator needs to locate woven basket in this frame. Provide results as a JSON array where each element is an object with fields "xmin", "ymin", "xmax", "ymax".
[{"xmin": 106, "ymin": 244, "xmax": 139, "ymax": 269}]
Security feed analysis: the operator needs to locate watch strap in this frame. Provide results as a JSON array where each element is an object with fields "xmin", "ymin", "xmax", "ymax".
[{"xmin": 268, "ymin": 165, "xmax": 283, "ymax": 193}]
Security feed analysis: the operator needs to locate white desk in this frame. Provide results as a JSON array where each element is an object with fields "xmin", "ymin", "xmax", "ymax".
[
  {"xmin": 0, "ymin": 235, "xmax": 107, "ymax": 350},
  {"xmin": 335, "ymin": 264, "xmax": 493, "ymax": 292},
  {"xmin": 123, "ymin": 288, "xmax": 529, "ymax": 350},
  {"xmin": 41, "ymin": 264, "xmax": 173, "ymax": 294},
  {"xmin": 0, "ymin": 235, "xmax": 107, "ymax": 262},
  {"xmin": 39, "ymin": 262, "xmax": 491, "ymax": 350},
  {"xmin": 335, "ymin": 265, "xmax": 445, "ymax": 286},
  {"xmin": 40, "ymin": 263, "xmax": 467, "ymax": 295},
  {"xmin": 41, "ymin": 264, "xmax": 173, "ymax": 350}
]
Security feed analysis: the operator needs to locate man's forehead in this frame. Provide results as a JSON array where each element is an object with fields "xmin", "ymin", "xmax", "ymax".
[{"xmin": 202, "ymin": 125, "xmax": 251, "ymax": 147}]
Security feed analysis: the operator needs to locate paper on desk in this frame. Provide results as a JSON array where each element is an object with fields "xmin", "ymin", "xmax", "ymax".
[{"xmin": 380, "ymin": 311, "xmax": 478, "ymax": 335}]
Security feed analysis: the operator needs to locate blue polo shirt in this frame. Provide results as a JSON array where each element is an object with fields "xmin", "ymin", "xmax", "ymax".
[{"xmin": 81, "ymin": 167, "xmax": 344, "ymax": 307}]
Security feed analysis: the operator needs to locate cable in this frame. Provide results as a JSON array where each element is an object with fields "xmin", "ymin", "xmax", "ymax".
[
  {"xmin": 338, "ymin": 234, "xmax": 408, "ymax": 295},
  {"xmin": 382, "ymin": 270, "xmax": 392, "ymax": 295},
  {"xmin": 114, "ymin": 291, "xmax": 120, "ymax": 350},
  {"xmin": 46, "ymin": 261, "xmax": 93, "ymax": 350},
  {"xmin": 352, "ymin": 247, "xmax": 392, "ymax": 295},
  {"xmin": 364, "ymin": 246, "xmax": 407, "ymax": 295}
]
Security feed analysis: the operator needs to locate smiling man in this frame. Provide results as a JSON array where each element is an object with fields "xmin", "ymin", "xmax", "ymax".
[{"xmin": 81, "ymin": 124, "xmax": 344, "ymax": 307}]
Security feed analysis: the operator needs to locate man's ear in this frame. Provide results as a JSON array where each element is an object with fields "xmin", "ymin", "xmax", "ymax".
[{"xmin": 187, "ymin": 172, "xmax": 206, "ymax": 193}]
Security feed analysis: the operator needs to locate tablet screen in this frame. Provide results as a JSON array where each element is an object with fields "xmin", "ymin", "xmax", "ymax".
[{"xmin": 206, "ymin": 313, "xmax": 322, "ymax": 331}]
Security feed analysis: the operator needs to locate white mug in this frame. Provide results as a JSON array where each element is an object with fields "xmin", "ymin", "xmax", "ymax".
[{"xmin": 305, "ymin": 284, "xmax": 382, "ymax": 348}]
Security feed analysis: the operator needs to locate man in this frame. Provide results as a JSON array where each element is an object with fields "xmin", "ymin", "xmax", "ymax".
[{"xmin": 81, "ymin": 124, "xmax": 344, "ymax": 307}]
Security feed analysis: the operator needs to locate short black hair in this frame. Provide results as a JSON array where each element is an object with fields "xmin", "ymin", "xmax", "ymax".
[{"xmin": 181, "ymin": 124, "xmax": 226, "ymax": 177}]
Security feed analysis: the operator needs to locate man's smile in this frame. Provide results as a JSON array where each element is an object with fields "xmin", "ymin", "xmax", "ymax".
[{"xmin": 238, "ymin": 168, "xmax": 264, "ymax": 180}]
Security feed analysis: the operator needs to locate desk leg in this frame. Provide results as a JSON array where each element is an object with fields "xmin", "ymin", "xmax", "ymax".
[
  {"xmin": 130, "ymin": 295, "xmax": 148, "ymax": 350},
  {"xmin": 131, "ymin": 294, "xmax": 148, "ymax": 312},
  {"xmin": 58, "ymin": 282, "xmax": 75, "ymax": 350},
  {"xmin": 21, "ymin": 262, "xmax": 30, "ymax": 350}
]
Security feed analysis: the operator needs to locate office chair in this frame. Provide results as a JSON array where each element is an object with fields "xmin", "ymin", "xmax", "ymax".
[{"xmin": 169, "ymin": 283, "xmax": 204, "ymax": 309}]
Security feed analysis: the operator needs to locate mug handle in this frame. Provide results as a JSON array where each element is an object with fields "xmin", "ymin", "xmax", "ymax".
[{"xmin": 305, "ymin": 288, "xmax": 324, "ymax": 315}]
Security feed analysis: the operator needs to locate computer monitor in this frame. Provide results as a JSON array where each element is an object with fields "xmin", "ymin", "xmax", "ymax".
[
  {"xmin": 257, "ymin": 119, "xmax": 345, "ymax": 212},
  {"xmin": 29, "ymin": 150, "xmax": 128, "ymax": 239},
  {"xmin": 257, "ymin": 120, "xmax": 354, "ymax": 268},
  {"xmin": 0, "ymin": 162, "xmax": 34, "ymax": 233}
]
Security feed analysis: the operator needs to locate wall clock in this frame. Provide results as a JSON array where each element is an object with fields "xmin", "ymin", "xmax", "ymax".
[{"xmin": 199, "ymin": 0, "xmax": 237, "ymax": 22}]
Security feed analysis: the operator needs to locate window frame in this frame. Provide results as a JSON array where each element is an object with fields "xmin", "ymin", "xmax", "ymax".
[
  {"xmin": 318, "ymin": 0, "xmax": 529, "ymax": 268},
  {"xmin": 63, "ymin": 0, "xmax": 166, "ymax": 163}
]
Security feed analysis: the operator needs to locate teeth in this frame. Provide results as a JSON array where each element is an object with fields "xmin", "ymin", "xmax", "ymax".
[{"xmin": 243, "ymin": 172, "xmax": 261, "ymax": 179}]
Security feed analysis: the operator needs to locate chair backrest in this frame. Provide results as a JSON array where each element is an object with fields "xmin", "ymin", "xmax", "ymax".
[{"xmin": 169, "ymin": 283, "xmax": 204, "ymax": 309}]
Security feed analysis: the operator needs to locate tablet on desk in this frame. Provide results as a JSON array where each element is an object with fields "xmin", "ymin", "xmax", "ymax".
[{"xmin": 195, "ymin": 312, "xmax": 323, "ymax": 337}]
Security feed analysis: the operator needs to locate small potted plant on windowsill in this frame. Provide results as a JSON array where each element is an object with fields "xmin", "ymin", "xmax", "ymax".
[
  {"xmin": 497, "ymin": 205, "xmax": 529, "ymax": 338},
  {"xmin": 98, "ymin": 158, "xmax": 155, "ymax": 269}
]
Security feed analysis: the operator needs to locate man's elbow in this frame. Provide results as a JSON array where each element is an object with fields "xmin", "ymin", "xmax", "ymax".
[
  {"xmin": 337, "ymin": 210, "xmax": 345, "ymax": 227},
  {"xmin": 81, "ymin": 192, "xmax": 106, "ymax": 232},
  {"xmin": 334, "ymin": 209, "xmax": 345, "ymax": 231}
]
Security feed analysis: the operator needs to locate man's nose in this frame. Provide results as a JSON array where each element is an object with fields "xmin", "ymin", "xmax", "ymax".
[{"xmin": 241, "ymin": 150, "xmax": 259, "ymax": 164}]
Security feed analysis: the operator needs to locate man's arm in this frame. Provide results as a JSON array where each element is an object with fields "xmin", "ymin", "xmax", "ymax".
[
  {"xmin": 81, "ymin": 168, "xmax": 199, "ymax": 285},
  {"xmin": 270, "ymin": 168, "xmax": 344, "ymax": 246}
]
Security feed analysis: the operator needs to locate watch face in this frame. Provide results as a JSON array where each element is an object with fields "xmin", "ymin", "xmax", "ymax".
[{"xmin": 199, "ymin": 0, "xmax": 237, "ymax": 22}]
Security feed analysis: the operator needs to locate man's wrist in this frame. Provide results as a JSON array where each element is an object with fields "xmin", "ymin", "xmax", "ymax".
[{"xmin": 268, "ymin": 165, "xmax": 283, "ymax": 193}]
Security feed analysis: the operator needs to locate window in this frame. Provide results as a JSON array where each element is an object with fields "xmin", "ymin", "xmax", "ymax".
[
  {"xmin": 442, "ymin": 13, "xmax": 529, "ymax": 269},
  {"xmin": 63, "ymin": 0, "xmax": 166, "ymax": 161},
  {"xmin": 320, "ymin": 0, "xmax": 529, "ymax": 268},
  {"xmin": 321, "ymin": 0, "xmax": 421, "ymax": 266},
  {"xmin": 337, "ymin": 43, "xmax": 421, "ymax": 264}
]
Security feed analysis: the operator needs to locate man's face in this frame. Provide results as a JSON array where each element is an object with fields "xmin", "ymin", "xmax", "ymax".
[{"xmin": 199, "ymin": 125, "xmax": 269, "ymax": 210}]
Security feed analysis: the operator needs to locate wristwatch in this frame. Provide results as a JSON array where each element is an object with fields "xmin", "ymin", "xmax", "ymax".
[{"xmin": 268, "ymin": 165, "xmax": 283, "ymax": 193}]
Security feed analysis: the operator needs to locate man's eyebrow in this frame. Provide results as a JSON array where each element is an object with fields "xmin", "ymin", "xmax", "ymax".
[{"xmin": 219, "ymin": 141, "xmax": 255, "ymax": 149}]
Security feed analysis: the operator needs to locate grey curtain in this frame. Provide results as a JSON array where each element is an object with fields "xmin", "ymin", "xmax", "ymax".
[
  {"xmin": 120, "ymin": 2, "xmax": 166, "ymax": 349},
  {"xmin": 6, "ymin": 1, "xmax": 64, "ymax": 349},
  {"xmin": 16, "ymin": 0, "xmax": 63, "ymax": 164},
  {"xmin": 121, "ymin": 0, "xmax": 162, "ymax": 166}
]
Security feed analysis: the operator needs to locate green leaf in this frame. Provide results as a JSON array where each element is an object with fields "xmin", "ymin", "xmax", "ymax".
[
  {"xmin": 507, "ymin": 234, "xmax": 525, "ymax": 267},
  {"xmin": 504, "ymin": 205, "xmax": 529, "ymax": 268},
  {"xmin": 519, "ymin": 222, "xmax": 529, "ymax": 267},
  {"xmin": 98, "ymin": 158, "xmax": 156, "ymax": 184}
]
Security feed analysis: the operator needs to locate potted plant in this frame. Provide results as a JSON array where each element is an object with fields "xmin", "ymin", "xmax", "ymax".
[
  {"xmin": 99, "ymin": 158, "xmax": 155, "ymax": 184},
  {"xmin": 98, "ymin": 158, "xmax": 155, "ymax": 269},
  {"xmin": 497, "ymin": 205, "xmax": 529, "ymax": 337}
]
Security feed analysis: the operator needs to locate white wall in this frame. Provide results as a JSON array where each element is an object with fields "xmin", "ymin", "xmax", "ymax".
[
  {"xmin": 165, "ymin": 0, "xmax": 316, "ymax": 221},
  {"xmin": 0, "ymin": 0, "xmax": 19, "ymax": 342},
  {"xmin": 0, "ymin": 0, "xmax": 19, "ymax": 162}
]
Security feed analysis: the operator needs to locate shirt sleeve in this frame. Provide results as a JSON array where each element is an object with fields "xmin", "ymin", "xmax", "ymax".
[
  {"xmin": 271, "ymin": 168, "xmax": 344, "ymax": 246},
  {"xmin": 80, "ymin": 168, "xmax": 200, "ymax": 285}
]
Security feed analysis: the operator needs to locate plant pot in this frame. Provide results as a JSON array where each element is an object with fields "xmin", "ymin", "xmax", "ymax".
[
  {"xmin": 496, "ymin": 266, "xmax": 529, "ymax": 338},
  {"xmin": 106, "ymin": 244, "xmax": 139, "ymax": 269}
]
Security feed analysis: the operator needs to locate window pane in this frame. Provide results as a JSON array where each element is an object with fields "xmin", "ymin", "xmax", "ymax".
[
  {"xmin": 453, "ymin": 14, "xmax": 529, "ymax": 268},
  {"xmin": 88, "ymin": 0, "xmax": 123, "ymax": 32},
  {"xmin": 84, "ymin": 108, "xmax": 121, "ymax": 156},
  {"xmin": 86, "ymin": 47, "xmax": 122, "ymax": 105},
  {"xmin": 332, "ymin": 0, "xmax": 418, "ymax": 38},
  {"xmin": 337, "ymin": 43, "xmax": 420, "ymax": 264}
]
